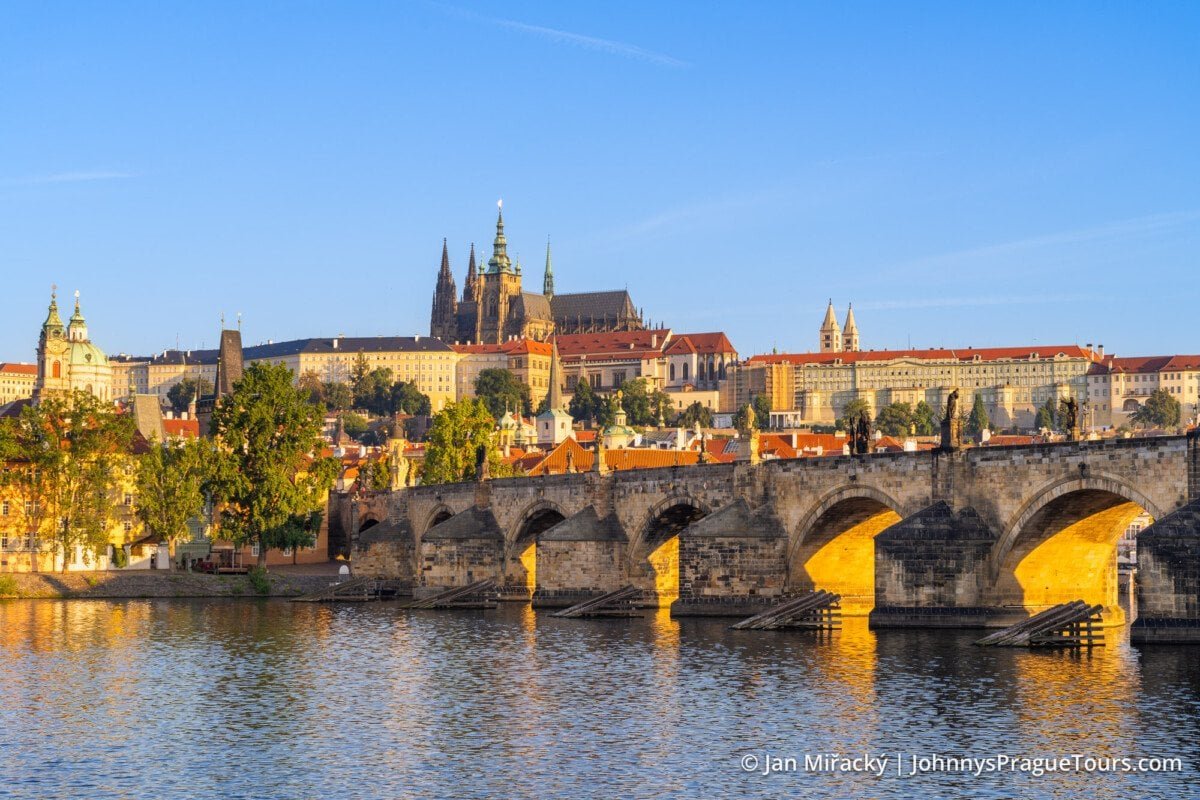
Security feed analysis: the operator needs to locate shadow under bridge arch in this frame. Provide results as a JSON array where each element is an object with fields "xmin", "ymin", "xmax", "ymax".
[{"xmin": 787, "ymin": 486, "xmax": 904, "ymax": 616}]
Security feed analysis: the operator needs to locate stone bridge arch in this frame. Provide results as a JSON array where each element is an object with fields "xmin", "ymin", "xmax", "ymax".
[
  {"xmin": 501, "ymin": 500, "xmax": 569, "ymax": 599},
  {"xmin": 786, "ymin": 484, "xmax": 905, "ymax": 615},
  {"xmin": 629, "ymin": 494, "xmax": 712, "ymax": 607},
  {"xmin": 419, "ymin": 504, "xmax": 456, "ymax": 537},
  {"xmin": 989, "ymin": 473, "xmax": 1164, "ymax": 624}
]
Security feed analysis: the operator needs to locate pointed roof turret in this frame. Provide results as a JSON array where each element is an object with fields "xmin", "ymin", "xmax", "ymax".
[
  {"xmin": 547, "ymin": 337, "xmax": 564, "ymax": 411},
  {"xmin": 487, "ymin": 200, "xmax": 512, "ymax": 274},
  {"xmin": 463, "ymin": 243, "xmax": 478, "ymax": 301},
  {"xmin": 67, "ymin": 290, "xmax": 88, "ymax": 342},
  {"xmin": 543, "ymin": 237, "xmax": 555, "ymax": 299},
  {"xmin": 41, "ymin": 285, "xmax": 64, "ymax": 338},
  {"xmin": 843, "ymin": 303, "xmax": 858, "ymax": 333},
  {"xmin": 821, "ymin": 299, "xmax": 839, "ymax": 329}
]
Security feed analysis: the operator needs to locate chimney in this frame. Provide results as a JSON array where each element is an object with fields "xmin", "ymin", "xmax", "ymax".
[
  {"xmin": 333, "ymin": 338, "xmax": 339, "ymax": 350},
  {"xmin": 1098, "ymin": 344, "xmax": 1104, "ymax": 357},
  {"xmin": 415, "ymin": 335, "xmax": 421, "ymax": 343},
  {"xmin": 652, "ymin": 333, "xmax": 658, "ymax": 348}
]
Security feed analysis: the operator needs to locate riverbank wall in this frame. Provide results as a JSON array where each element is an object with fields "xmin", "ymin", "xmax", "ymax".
[{"xmin": 0, "ymin": 571, "xmax": 333, "ymax": 599}]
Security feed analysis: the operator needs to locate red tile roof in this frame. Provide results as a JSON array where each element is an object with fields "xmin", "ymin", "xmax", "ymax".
[
  {"xmin": 0, "ymin": 363, "xmax": 37, "ymax": 375},
  {"xmin": 527, "ymin": 437, "xmax": 700, "ymax": 475},
  {"xmin": 554, "ymin": 329, "xmax": 672, "ymax": 359},
  {"xmin": 163, "ymin": 418, "xmax": 200, "ymax": 439},
  {"xmin": 670, "ymin": 332, "xmax": 737, "ymax": 355},
  {"xmin": 1105, "ymin": 355, "xmax": 1200, "ymax": 374}
]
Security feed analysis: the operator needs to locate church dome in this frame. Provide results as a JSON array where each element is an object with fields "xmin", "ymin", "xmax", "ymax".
[{"xmin": 69, "ymin": 339, "xmax": 109, "ymax": 367}]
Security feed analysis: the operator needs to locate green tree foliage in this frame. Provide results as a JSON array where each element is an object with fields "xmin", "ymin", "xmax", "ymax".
[
  {"xmin": 340, "ymin": 412, "xmax": 370, "ymax": 441},
  {"xmin": 135, "ymin": 436, "xmax": 214, "ymax": 549},
  {"xmin": 568, "ymin": 377, "xmax": 602, "ymax": 424},
  {"xmin": 208, "ymin": 363, "xmax": 339, "ymax": 567},
  {"xmin": 1035, "ymin": 397, "xmax": 1058, "ymax": 432},
  {"xmin": 166, "ymin": 377, "xmax": 213, "ymax": 414},
  {"xmin": 732, "ymin": 404, "xmax": 756, "ymax": 434},
  {"xmin": 0, "ymin": 391, "xmax": 134, "ymax": 572},
  {"xmin": 297, "ymin": 370, "xmax": 324, "ymax": 405},
  {"xmin": 967, "ymin": 393, "xmax": 990, "ymax": 438},
  {"xmin": 751, "ymin": 393, "xmax": 772, "ymax": 430},
  {"xmin": 618, "ymin": 378, "xmax": 672, "ymax": 426},
  {"xmin": 422, "ymin": 399, "xmax": 504, "ymax": 484},
  {"xmin": 353, "ymin": 367, "xmax": 395, "ymax": 415},
  {"xmin": 837, "ymin": 399, "xmax": 872, "ymax": 432},
  {"xmin": 1131, "ymin": 388, "xmax": 1182, "ymax": 429},
  {"xmin": 912, "ymin": 401, "xmax": 937, "ymax": 436},
  {"xmin": 391, "ymin": 381, "xmax": 432, "ymax": 416},
  {"xmin": 875, "ymin": 402, "xmax": 915, "ymax": 437},
  {"xmin": 475, "ymin": 369, "xmax": 530, "ymax": 420},
  {"xmin": 350, "ymin": 351, "xmax": 371, "ymax": 396},
  {"xmin": 322, "ymin": 382, "xmax": 353, "ymax": 412},
  {"xmin": 675, "ymin": 401, "xmax": 713, "ymax": 429}
]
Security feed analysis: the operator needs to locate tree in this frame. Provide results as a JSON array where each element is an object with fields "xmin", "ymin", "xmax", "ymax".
[
  {"xmin": 618, "ymin": 378, "xmax": 671, "ymax": 426},
  {"xmin": 354, "ymin": 367, "xmax": 395, "ymax": 415},
  {"xmin": 297, "ymin": 370, "xmax": 324, "ymax": 406},
  {"xmin": 322, "ymin": 382, "xmax": 353, "ymax": 412},
  {"xmin": 167, "ymin": 377, "xmax": 213, "ymax": 414},
  {"xmin": 474, "ymin": 369, "xmax": 530, "ymax": 420},
  {"xmin": 1034, "ymin": 397, "xmax": 1058, "ymax": 432},
  {"xmin": 422, "ymin": 399, "xmax": 504, "ymax": 484},
  {"xmin": 350, "ymin": 351, "xmax": 371, "ymax": 398},
  {"xmin": 135, "ymin": 436, "xmax": 213, "ymax": 551},
  {"xmin": 341, "ymin": 412, "xmax": 370, "ymax": 441},
  {"xmin": 0, "ymin": 411, "xmax": 55, "ymax": 571},
  {"xmin": 967, "ymin": 394, "xmax": 990, "ymax": 438},
  {"xmin": 875, "ymin": 402, "xmax": 915, "ymax": 437},
  {"xmin": 676, "ymin": 401, "xmax": 713, "ymax": 429},
  {"xmin": 751, "ymin": 393, "xmax": 772, "ymax": 430},
  {"xmin": 568, "ymin": 377, "xmax": 602, "ymax": 424},
  {"xmin": 912, "ymin": 400, "xmax": 937, "ymax": 436},
  {"xmin": 208, "ymin": 363, "xmax": 339, "ymax": 568},
  {"xmin": 1, "ymin": 392, "xmax": 135, "ymax": 572},
  {"xmin": 837, "ymin": 399, "xmax": 872, "ymax": 432},
  {"xmin": 1131, "ymin": 388, "xmax": 1182, "ymax": 430},
  {"xmin": 390, "ymin": 381, "xmax": 431, "ymax": 416}
]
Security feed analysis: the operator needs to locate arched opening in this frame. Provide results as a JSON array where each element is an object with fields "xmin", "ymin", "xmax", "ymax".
[
  {"xmin": 640, "ymin": 501, "xmax": 707, "ymax": 607},
  {"xmin": 789, "ymin": 493, "xmax": 902, "ymax": 615},
  {"xmin": 52, "ymin": 360, "xmax": 60, "ymax": 378},
  {"xmin": 427, "ymin": 508, "xmax": 453, "ymax": 531},
  {"xmin": 505, "ymin": 506, "xmax": 566, "ymax": 600},
  {"xmin": 993, "ymin": 485, "xmax": 1155, "ymax": 625},
  {"xmin": 358, "ymin": 518, "xmax": 380, "ymax": 535},
  {"xmin": 682, "ymin": 363, "xmax": 689, "ymax": 381},
  {"xmin": 1122, "ymin": 398, "xmax": 1141, "ymax": 413},
  {"xmin": 669, "ymin": 363, "xmax": 676, "ymax": 381}
]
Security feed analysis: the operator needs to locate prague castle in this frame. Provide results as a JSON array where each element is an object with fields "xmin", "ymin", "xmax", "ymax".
[{"xmin": 430, "ymin": 204, "xmax": 645, "ymax": 345}]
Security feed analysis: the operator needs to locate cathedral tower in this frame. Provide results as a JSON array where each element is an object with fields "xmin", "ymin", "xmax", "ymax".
[
  {"xmin": 429, "ymin": 239, "xmax": 459, "ymax": 342},
  {"xmin": 819, "ymin": 299, "xmax": 842, "ymax": 353},
  {"xmin": 842, "ymin": 304, "xmax": 860, "ymax": 352}
]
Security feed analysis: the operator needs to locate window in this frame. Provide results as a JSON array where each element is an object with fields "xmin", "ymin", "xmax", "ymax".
[
  {"xmin": 124, "ymin": 493, "xmax": 133, "ymax": 506},
  {"xmin": 0, "ymin": 501, "xmax": 6, "ymax": 516}
]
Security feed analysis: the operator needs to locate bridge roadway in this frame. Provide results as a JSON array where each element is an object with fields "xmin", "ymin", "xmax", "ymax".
[{"xmin": 336, "ymin": 432, "xmax": 1200, "ymax": 641}]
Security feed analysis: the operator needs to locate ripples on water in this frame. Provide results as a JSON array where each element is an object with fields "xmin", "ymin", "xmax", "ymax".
[{"xmin": 0, "ymin": 601, "xmax": 1197, "ymax": 799}]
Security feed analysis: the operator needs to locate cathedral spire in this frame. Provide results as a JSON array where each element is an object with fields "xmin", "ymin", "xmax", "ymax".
[
  {"xmin": 543, "ymin": 237, "xmax": 554, "ymax": 299},
  {"xmin": 42, "ymin": 285, "xmax": 64, "ymax": 338},
  {"xmin": 429, "ymin": 238, "xmax": 459, "ymax": 341},
  {"xmin": 439, "ymin": 238, "xmax": 452, "ymax": 278},
  {"xmin": 547, "ymin": 336, "xmax": 564, "ymax": 411},
  {"xmin": 487, "ymin": 200, "xmax": 512, "ymax": 274}
]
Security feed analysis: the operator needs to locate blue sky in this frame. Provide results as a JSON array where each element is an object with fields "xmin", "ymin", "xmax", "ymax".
[{"xmin": 1, "ymin": 1, "xmax": 1197, "ymax": 362}]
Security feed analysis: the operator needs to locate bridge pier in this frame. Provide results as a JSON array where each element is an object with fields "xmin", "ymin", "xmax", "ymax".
[
  {"xmin": 671, "ymin": 499, "xmax": 788, "ymax": 617},
  {"xmin": 1131, "ymin": 499, "xmax": 1200, "ymax": 644},
  {"xmin": 415, "ymin": 507, "xmax": 503, "ymax": 599},
  {"xmin": 869, "ymin": 502, "xmax": 996, "ymax": 628},
  {"xmin": 531, "ymin": 507, "xmax": 628, "ymax": 608}
]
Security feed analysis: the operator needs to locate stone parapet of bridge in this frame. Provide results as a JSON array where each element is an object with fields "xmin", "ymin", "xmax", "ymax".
[{"xmin": 340, "ymin": 434, "xmax": 1199, "ymax": 633}]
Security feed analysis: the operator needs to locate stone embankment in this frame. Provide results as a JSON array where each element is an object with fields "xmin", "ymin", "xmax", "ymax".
[{"xmin": 0, "ymin": 570, "xmax": 333, "ymax": 599}]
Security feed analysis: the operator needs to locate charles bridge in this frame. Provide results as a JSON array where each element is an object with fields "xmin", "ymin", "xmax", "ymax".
[{"xmin": 333, "ymin": 432, "xmax": 1200, "ymax": 642}]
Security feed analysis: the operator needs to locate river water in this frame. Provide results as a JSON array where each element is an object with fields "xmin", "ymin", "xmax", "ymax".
[{"xmin": 0, "ymin": 600, "xmax": 1196, "ymax": 800}]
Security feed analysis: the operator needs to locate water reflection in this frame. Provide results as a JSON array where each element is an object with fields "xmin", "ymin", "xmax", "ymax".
[{"xmin": 0, "ymin": 600, "xmax": 1196, "ymax": 800}]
